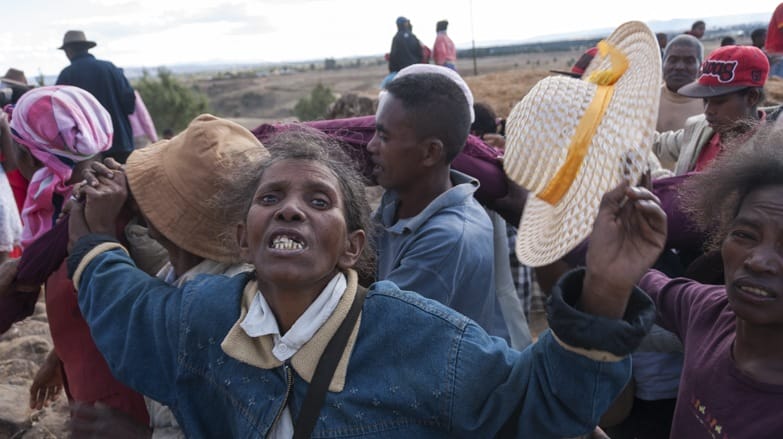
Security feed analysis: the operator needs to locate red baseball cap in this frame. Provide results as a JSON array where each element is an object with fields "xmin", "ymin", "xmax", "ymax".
[{"xmin": 678, "ymin": 45, "xmax": 769, "ymax": 97}]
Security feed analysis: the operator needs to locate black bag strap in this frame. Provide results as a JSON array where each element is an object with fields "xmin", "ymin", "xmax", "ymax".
[{"xmin": 293, "ymin": 285, "xmax": 367, "ymax": 439}]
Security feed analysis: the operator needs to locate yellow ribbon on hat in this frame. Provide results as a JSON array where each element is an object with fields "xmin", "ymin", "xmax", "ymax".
[{"xmin": 537, "ymin": 40, "xmax": 629, "ymax": 205}]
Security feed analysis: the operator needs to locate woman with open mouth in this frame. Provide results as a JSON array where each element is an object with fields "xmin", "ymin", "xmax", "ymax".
[{"xmin": 66, "ymin": 122, "xmax": 661, "ymax": 438}]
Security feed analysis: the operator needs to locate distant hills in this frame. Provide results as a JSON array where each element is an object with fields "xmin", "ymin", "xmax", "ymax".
[
  {"xmin": 480, "ymin": 12, "xmax": 769, "ymax": 46},
  {"xmin": 42, "ymin": 12, "xmax": 767, "ymax": 84}
]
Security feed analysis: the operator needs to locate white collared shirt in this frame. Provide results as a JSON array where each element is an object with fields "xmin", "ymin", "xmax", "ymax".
[{"xmin": 239, "ymin": 272, "xmax": 347, "ymax": 438}]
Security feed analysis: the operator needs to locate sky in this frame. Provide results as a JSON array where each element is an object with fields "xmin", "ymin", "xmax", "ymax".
[{"xmin": 0, "ymin": 0, "xmax": 776, "ymax": 78}]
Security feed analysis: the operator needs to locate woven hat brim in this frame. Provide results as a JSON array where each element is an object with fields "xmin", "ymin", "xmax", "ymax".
[
  {"xmin": 126, "ymin": 140, "xmax": 241, "ymax": 264},
  {"xmin": 505, "ymin": 21, "xmax": 661, "ymax": 267}
]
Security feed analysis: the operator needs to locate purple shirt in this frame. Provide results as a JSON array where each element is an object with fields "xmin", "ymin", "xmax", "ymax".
[{"xmin": 640, "ymin": 270, "xmax": 783, "ymax": 438}]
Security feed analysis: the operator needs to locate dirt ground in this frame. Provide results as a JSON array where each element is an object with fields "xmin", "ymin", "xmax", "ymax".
[
  {"xmin": 190, "ymin": 42, "xmax": 783, "ymax": 131},
  {"xmin": 187, "ymin": 48, "xmax": 585, "ymax": 129}
]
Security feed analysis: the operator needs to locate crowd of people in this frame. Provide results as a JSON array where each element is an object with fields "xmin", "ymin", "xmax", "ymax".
[{"xmin": 0, "ymin": 8, "xmax": 782, "ymax": 439}]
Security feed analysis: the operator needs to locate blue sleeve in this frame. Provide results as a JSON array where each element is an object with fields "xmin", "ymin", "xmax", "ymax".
[
  {"xmin": 76, "ymin": 248, "xmax": 182, "ymax": 406},
  {"xmin": 450, "ymin": 325, "xmax": 631, "ymax": 437}
]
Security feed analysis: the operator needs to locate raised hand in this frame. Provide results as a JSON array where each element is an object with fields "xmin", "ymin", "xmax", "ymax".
[
  {"xmin": 68, "ymin": 163, "xmax": 129, "ymax": 245},
  {"xmin": 582, "ymin": 181, "xmax": 667, "ymax": 318}
]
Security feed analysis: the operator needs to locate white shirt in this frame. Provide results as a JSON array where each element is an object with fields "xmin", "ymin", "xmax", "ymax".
[{"xmin": 240, "ymin": 272, "xmax": 347, "ymax": 438}]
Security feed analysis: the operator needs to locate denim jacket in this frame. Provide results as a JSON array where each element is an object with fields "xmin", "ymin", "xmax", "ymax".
[{"xmin": 72, "ymin": 242, "xmax": 653, "ymax": 438}]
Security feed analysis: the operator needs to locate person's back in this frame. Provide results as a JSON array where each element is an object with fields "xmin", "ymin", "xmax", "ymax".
[
  {"xmin": 433, "ymin": 20, "xmax": 456, "ymax": 70},
  {"xmin": 56, "ymin": 31, "xmax": 135, "ymax": 163},
  {"xmin": 367, "ymin": 69, "xmax": 505, "ymax": 337},
  {"xmin": 388, "ymin": 17, "xmax": 422, "ymax": 73}
]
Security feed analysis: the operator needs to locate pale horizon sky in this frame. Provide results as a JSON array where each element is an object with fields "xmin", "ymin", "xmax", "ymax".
[{"xmin": 0, "ymin": 0, "xmax": 777, "ymax": 78}]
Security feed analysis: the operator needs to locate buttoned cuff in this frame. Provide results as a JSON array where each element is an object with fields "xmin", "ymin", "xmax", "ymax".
[{"xmin": 547, "ymin": 268, "xmax": 655, "ymax": 358}]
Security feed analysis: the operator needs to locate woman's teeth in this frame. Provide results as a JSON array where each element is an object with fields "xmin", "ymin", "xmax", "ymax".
[{"xmin": 271, "ymin": 236, "xmax": 303, "ymax": 250}]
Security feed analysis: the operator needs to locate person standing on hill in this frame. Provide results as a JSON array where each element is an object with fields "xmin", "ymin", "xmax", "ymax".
[
  {"xmin": 684, "ymin": 20, "xmax": 705, "ymax": 39},
  {"xmin": 383, "ymin": 17, "xmax": 422, "ymax": 87},
  {"xmin": 56, "ymin": 30, "xmax": 136, "ymax": 163},
  {"xmin": 433, "ymin": 20, "xmax": 457, "ymax": 70}
]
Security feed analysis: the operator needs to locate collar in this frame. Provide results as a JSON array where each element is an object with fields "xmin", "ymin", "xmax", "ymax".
[
  {"xmin": 221, "ymin": 270, "xmax": 361, "ymax": 392},
  {"xmin": 374, "ymin": 169, "xmax": 479, "ymax": 235},
  {"xmin": 239, "ymin": 273, "xmax": 347, "ymax": 362},
  {"xmin": 70, "ymin": 52, "xmax": 95, "ymax": 62}
]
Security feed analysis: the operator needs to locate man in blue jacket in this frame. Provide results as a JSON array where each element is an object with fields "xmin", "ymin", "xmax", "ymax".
[{"xmin": 56, "ymin": 30, "xmax": 136, "ymax": 163}]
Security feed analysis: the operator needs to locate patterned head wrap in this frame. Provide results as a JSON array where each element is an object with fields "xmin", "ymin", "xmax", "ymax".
[{"xmin": 10, "ymin": 85, "xmax": 113, "ymax": 248}]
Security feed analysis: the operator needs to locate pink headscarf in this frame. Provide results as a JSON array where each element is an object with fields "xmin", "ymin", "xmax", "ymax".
[{"xmin": 10, "ymin": 85, "xmax": 113, "ymax": 248}]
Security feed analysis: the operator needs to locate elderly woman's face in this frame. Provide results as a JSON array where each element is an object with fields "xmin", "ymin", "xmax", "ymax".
[
  {"xmin": 240, "ymin": 159, "xmax": 363, "ymax": 291},
  {"xmin": 722, "ymin": 184, "xmax": 783, "ymax": 325}
]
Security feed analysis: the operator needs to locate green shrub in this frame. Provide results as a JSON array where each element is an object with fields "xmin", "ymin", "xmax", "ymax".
[
  {"xmin": 134, "ymin": 68, "xmax": 210, "ymax": 135},
  {"xmin": 293, "ymin": 83, "xmax": 336, "ymax": 121}
]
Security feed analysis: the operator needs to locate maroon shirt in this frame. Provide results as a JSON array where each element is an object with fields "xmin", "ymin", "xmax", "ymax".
[{"xmin": 640, "ymin": 270, "xmax": 783, "ymax": 438}]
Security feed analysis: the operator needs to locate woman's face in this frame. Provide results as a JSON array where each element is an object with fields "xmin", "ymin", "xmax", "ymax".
[
  {"xmin": 722, "ymin": 184, "xmax": 783, "ymax": 325},
  {"xmin": 240, "ymin": 159, "xmax": 364, "ymax": 292}
]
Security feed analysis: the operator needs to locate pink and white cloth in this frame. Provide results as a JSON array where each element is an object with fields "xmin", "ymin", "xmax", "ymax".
[
  {"xmin": 0, "ymin": 166, "xmax": 21, "ymax": 252},
  {"xmin": 10, "ymin": 85, "xmax": 113, "ymax": 248}
]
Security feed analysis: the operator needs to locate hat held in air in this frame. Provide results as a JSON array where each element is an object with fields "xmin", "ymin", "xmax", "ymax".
[{"xmin": 503, "ymin": 21, "xmax": 661, "ymax": 267}]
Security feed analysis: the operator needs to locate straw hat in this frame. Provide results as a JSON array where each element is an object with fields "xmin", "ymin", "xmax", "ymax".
[
  {"xmin": 58, "ymin": 30, "xmax": 97, "ymax": 50},
  {"xmin": 0, "ymin": 68, "xmax": 32, "ymax": 89},
  {"xmin": 125, "ymin": 114, "xmax": 269, "ymax": 263},
  {"xmin": 503, "ymin": 21, "xmax": 661, "ymax": 267}
]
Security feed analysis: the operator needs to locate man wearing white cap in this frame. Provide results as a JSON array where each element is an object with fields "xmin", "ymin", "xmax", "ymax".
[{"xmin": 368, "ymin": 66, "xmax": 510, "ymax": 339}]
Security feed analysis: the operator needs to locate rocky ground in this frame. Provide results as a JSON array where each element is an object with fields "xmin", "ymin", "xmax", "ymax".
[{"xmin": 0, "ymin": 297, "xmax": 68, "ymax": 438}]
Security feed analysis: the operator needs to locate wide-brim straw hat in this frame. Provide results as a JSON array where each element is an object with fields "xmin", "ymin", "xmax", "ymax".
[
  {"xmin": 125, "ymin": 114, "xmax": 269, "ymax": 263},
  {"xmin": 503, "ymin": 21, "xmax": 661, "ymax": 267}
]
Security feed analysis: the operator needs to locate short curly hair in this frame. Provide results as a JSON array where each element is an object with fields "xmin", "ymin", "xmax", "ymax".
[{"xmin": 680, "ymin": 124, "xmax": 783, "ymax": 250}]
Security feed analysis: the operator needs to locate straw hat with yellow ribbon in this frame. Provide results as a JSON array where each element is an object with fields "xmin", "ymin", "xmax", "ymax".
[{"xmin": 503, "ymin": 21, "xmax": 661, "ymax": 267}]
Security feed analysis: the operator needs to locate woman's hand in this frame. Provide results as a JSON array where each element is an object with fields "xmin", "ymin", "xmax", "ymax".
[
  {"xmin": 582, "ymin": 181, "xmax": 667, "ymax": 318},
  {"xmin": 68, "ymin": 161, "xmax": 129, "ymax": 247},
  {"xmin": 29, "ymin": 349, "xmax": 63, "ymax": 410}
]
